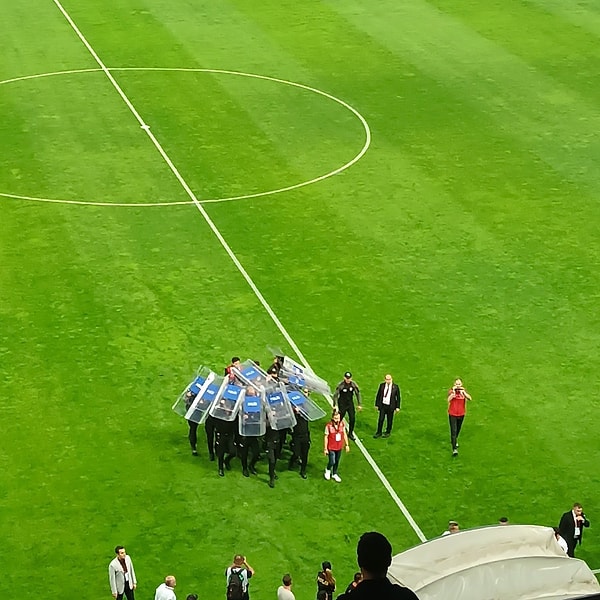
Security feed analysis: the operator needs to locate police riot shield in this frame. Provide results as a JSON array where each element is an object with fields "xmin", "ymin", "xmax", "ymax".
[
  {"xmin": 284, "ymin": 387, "xmax": 327, "ymax": 422},
  {"xmin": 209, "ymin": 378, "xmax": 245, "ymax": 421},
  {"xmin": 239, "ymin": 388, "xmax": 266, "ymax": 437},
  {"xmin": 264, "ymin": 383, "xmax": 297, "ymax": 430},
  {"xmin": 184, "ymin": 373, "xmax": 223, "ymax": 424},
  {"xmin": 280, "ymin": 356, "xmax": 331, "ymax": 395},
  {"xmin": 232, "ymin": 360, "xmax": 269, "ymax": 391},
  {"xmin": 172, "ymin": 366, "xmax": 214, "ymax": 418}
]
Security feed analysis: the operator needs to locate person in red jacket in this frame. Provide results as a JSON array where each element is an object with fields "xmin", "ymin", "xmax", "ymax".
[
  {"xmin": 324, "ymin": 409, "xmax": 349, "ymax": 482},
  {"xmin": 447, "ymin": 378, "xmax": 472, "ymax": 456}
]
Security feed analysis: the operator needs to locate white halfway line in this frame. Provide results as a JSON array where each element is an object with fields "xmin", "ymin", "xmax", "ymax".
[{"xmin": 52, "ymin": 0, "xmax": 427, "ymax": 543}]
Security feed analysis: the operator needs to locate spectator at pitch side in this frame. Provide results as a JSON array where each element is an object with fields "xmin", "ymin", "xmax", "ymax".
[
  {"xmin": 316, "ymin": 561, "xmax": 336, "ymax": 600},
  {"xmin": 277, "ymin": 573, "xmax": 295, "ymax": 600},
  {"xmin": 336, "ymin": 532, "xmax": 418, "ymax": 600}
]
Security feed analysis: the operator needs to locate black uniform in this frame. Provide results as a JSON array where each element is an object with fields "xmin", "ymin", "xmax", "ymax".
[
  {"xmin": 264, "ymin": 425, "xmax": 281, "ymax": 487},
  {"xmin": 184, "ymin": 390, "xmax": 199, "ymax": 455},
  {"xmin": 205, "ymin": 414, "xmax": 216, "ymax": 461},
  {"xmin": 214, "ymin": 417, "xmax": 236, "ymax": 476},
  {"xmin": 289, "ymin": 413, "xmax": 311, "ymax": 478},
  {"xmin": 237, "ymin": 430, "xmax": 260, "ymax": 477},
  {"xmin": 333, "ymin": 379, "xmax": 362, "ymax": 439}
]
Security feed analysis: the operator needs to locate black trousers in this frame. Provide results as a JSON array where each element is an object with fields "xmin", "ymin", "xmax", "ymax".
[
  {"xmin": 238, "ymin": 437, "xmax": 259, "ymax": 470},
  {"xmin": 216, "ymin": 432, "xmax": 235, "ymax": 470},
  {"xmin": 376, "ymin": 408, "xmax": 395, "ymax": 435},
  {"xmin": 338, "ymin": 401, "xmax": 356, "ymax": 434},
  {"xmin": 205, "ymin": 415, "xmax": 216, "ymax": 459},
  {"xmin": 290, "ymin": 437, "xmax": 310, "ymax": 474},
  {"xmin": 265, "ymin": 439, "xmax": 279, "ymax": 480},
  {"xmin": 116, "ymin": 583, "xmax": 135, "ymax": 600},
  {"xmin": 187, "ymin": 420, "xmax": 198, "ymax": 450},
  {"xmin": 449, "ymin": 415, "xmax": 465, "ymax": 449}
]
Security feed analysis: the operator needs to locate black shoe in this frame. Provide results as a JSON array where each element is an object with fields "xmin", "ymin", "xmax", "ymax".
[
  {"xmin": 300, "ymin": 472, "xmax": 307, "ymax": 479},
  {"xmin": 269, "ymin": 479, "xmax": 275, "ymax": 488},
  {"xmin": 250, "ymin": 465, "xmax": 257, "ymax": 475},
  {"xmin": 192, "ymin": 449, "xmax": 198, "ymax": 456},
  {"xmin": 373, "ymin": 432, "xmax": 382, "ymax": 439},
  {"xmin": 209, "ymin": 454, "xmax": 215, "ymax": 462},
  {"xmin": 218, "ymin": 469, "xmax": 225, "ymax": 477},
  {"xmin": 243, "ymin": 469, "xmax": 250, "ymax": 478},
  {"xmin": 452, "ymin": 449, "xmax": 458, "ymax": 457},
  {"xmin": 382, "ymin": 432, "xmax": 390, "ymax": 438},
  {"xmin": 348, "ymin": 432, "xmax": 356, "ymax": 441}
]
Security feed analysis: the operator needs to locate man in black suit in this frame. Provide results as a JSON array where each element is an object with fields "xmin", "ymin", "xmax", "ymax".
[
  {"xmin": 373, "ymin": 374, "xmax": 402, "ymax": 438},
  {"xmin": 558, "ymin": 502, "xmax": 590, "ymax": 557}
]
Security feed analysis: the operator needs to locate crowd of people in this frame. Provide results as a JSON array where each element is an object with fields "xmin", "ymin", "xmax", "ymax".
[
  {"xmin": 180, "ymin": 353, "xmax": 479, "ymax": 494},
  {"xmin": 107, "ymin": 531, "xmax": 420, "ymax": 600},
  {"xmin": 107, "ymin": 506, "xmax": 590, "ymax": 599},
  {"xmin": 180, "ymin": 353, "xmax": 424, "ymax": 486}
]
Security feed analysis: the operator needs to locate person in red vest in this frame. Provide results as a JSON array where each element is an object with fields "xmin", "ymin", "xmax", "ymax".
[
  {"xmin": 447, "ymin": 378, "xmax": 472, "ymax": 456},
  {"xmin": 324, "ymin": 409, "xmax": 349, "ymax": 482}
]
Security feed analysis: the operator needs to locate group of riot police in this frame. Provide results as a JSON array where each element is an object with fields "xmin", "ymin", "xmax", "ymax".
[{"xmin": 181, "ymin": 355, "xmax": 314, "ymax": 488}]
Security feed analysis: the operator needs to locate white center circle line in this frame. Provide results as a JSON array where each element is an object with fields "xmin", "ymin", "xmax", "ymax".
[{"xmin": 0, "ymin": 67, "xmax": 371, "ymax": 208}]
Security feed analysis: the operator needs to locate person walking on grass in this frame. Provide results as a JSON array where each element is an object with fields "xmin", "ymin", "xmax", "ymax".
[
  {"xmin": 333, "ymin": 372, "xmax": 362, "ymax": 440},
  {"xmin": 447, "ymin": 377, "xmax": 472, "ymax": 456},
  {"xmin": 324, "ymin": 409, "xmax": 349, "ymax": 483}
]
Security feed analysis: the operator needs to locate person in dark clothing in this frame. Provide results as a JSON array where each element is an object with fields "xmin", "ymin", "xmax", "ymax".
[
  {"xmin": 184, "ymin": 389, "xmax": 199, "ymax": 456},
  {"xmin": 224, "ymin": 356, "xmax": 241, "ymax": 383},
  {"xmin": 336, "ymin": 532, "xmax": 419, "ymax": 600},
  {"xmin": 333, "ymin": 372, "xmax": 362, "ymax": 440},
  {"xmin": 267, "ymin": 355, "xmax": 284, "ymax": 377},
  {"xmin": 289, "ymin": 398, "xmax": 311, "ymax": 479},
  {"xmin": 215, "ymin": 417, "xmax": 236, "ymax": 477},
  {"xmin": 344, "ymin": 572, "xmax": 363, "ymax": 594},
  {"xmin": 316, "ymin": 561, "xmax": 335, "ymax": 600},
  {"xmin": 237, "ymin": 388, "xmax": 260, "ymax": 477},
  {"xmin": 373, "ymin": 374, "xmax": 402, "ymax": 438},
  {"xmin": 205, "ymin": 414, "xmax": 216, "ymax": 461},
  {"xmin": 264, "ymin": 424, "xmax": 281, "ymax": 488},
  {"xmin": 558, "ymin": 502, "xmax": 590, "ymax": 557}
]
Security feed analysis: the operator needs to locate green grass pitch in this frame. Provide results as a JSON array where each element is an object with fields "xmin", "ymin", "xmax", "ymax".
[{"xmin": 1, "ymin": 0, "xmax": 599, "ymax": 598}]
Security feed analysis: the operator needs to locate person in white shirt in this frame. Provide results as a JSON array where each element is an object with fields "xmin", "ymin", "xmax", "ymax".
[
  {"xmin": 108, "ymin": 546, "xmax": 137, "ymax": 599},
  {"xmin": 155, "ymin": 575, "xmax": 177, "ymax": 600},
  {"xmin": 277, "ymin": 573, "xmax": 295, "ymax": 600},
  {"xmin": 553, "ymin": 527, "xmax": 569, "ymax": 554},
  {"xmin": 441, "ymin": 520, "xmax": 460, "ymax": 536}
]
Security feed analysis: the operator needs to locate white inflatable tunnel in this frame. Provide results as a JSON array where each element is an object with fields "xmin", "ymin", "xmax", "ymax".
[{"xmin": 388, "ymin": 525, "xmax": 600, "ymax": 600}]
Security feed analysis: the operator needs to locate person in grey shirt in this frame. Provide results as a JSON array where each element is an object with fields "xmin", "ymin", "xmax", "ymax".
[{"xmin": 277, "ymin": 574, "xmax": 295, "ymax": 600}]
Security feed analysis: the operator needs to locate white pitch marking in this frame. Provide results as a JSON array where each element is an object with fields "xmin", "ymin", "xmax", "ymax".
[
  {"xmin": 0, "ymin": 67, "xmax": 370, "ymax": 207},
  {"xmin": 52, "ymin": 0, "xmax": 426, "ymax": 543},
  {"xmin": 0, "ymin": 191, "xmax": 192, "ymax": 207}
]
